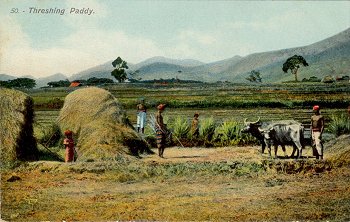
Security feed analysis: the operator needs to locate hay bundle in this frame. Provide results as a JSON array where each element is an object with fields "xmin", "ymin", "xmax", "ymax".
[
  {"xmin": 0, "ymin": 88, "xmax": 38, "ymax": 166},
  {"xmin": 57, "ymin": 87, "xmax": 150, "ymax": 161},
  {"xmin": 324, "ymin": 134, "xmax": 350, "ymax": 164}
]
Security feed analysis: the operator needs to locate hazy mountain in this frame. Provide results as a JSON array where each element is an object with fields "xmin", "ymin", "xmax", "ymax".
[
  {"xmin": 36, "ymin": 73, "xmax": 68, "ymax": 87},
  {"xmin": 70, "ymin": 57, "xmax": 203, "ymax": 81},
  {"xmin": 70, "ymin": 28, "xmax": 350, "ymax": 83},
  {"xmin": 132, "ymin": 56, "xmax": 204, "ymax": 70},
  {"xmin": 0, "ymin": 74, "xmax": 16, "ymax": 81},
  {"xmin": 69, "ymin": 61, "xmax": 115, "ymax": 81},
  {"xmin": 228, "ymin": 28, "xmax": 350, "ymax": 83}
]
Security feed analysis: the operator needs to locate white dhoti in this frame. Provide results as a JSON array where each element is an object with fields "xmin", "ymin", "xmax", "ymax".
[
  {"xmin": 137, "ymin": 111, "xmax": 147, "ymax": 129},
  {"xmin": 312, "ymin": 131, "xmax": 323, "ymax": 157}
]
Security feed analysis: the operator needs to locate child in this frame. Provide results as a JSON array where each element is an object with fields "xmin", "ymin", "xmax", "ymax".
[{"xmin": 63, "ymin": 130, "xmax": 75, "ymax": 162}]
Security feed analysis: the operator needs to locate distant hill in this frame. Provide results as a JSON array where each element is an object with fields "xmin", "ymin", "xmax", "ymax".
[
  {"xmin": 69, "ymin": 61, "xmax": 115, "ymax": 81},
  {"xmin": 69, "ymin": 28, "xmax": 350, "ymax": 83},
  {"xmin": 36, "ymin": 73, "xmax": 68, "ymax": 87},
  {"xmin": 132, "ymin": 56, "xmax": 204, "ymax": 70},
  {"xmin": 0, "ymin": 74, "xmax": 16, "ymax": 81},
  {"xmin": 69, "ymin": 56, "xmax": 204, "ymax": 81}
]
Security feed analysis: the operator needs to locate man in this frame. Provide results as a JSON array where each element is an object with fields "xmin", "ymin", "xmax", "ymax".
[
  {"xmin": 191, "ymin": 112, "xmax": 200, "ymax": 138},
  {"xmin": 311, "ymin": 105, "xmax": 325, "ymax": 159},
  {"xmin": 136, "ymin": 98, "xmax": 147, "ymax": 134},
  {"xmin": 156, "ymin": 104, "xmax": 166, "ymax": 158}
]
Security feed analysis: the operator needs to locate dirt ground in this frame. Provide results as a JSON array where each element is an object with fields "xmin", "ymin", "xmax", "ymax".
[{"xmin": 1, "ymin": 146, "xmax": 350, "ymax": 221}]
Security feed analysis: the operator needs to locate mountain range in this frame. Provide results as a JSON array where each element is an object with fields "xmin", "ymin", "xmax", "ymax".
[
  {"xmin": 2, "ymin": 28, "xmax": 349, "ymax": 85},
  {"xmin": 71, "ymin": 27, "xmax": 349, "ymax": 83}
]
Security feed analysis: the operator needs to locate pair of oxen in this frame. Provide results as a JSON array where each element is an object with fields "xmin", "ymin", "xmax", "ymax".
[{"xmin": 242, "ymin": 118, "xmax": 308, "ymax": 159}]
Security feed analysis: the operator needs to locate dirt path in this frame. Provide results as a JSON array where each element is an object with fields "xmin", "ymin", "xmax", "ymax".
[{"xmin": 1, "ymin": 146, "xmax": 349, "ymax": 221}]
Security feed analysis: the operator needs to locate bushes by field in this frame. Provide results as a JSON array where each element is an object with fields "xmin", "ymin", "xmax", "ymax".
[
  {"xmin": 329, "ymin": 114, "xmax": 350, "ymax": 137},
  {"xmin": 151, "ymin": 116, "xmax": 258, "ymax": 148}
]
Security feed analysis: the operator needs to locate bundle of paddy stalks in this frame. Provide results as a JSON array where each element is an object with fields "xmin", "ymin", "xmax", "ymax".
[
  {"xmin": 0, "ymin": 88, "xmax": 38, "ymax": 167},
  {"xmin": 324, "ymin": 134, "xmax": 350, "ymax": 165},
  {"xmin": 57, "ymin": 87, "xmax": 151, "ymax": 161}
]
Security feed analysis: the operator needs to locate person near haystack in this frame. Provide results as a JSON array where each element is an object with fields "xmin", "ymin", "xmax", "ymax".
[
  {"xmin": 311, "ymin": 105, "xmax": 325, "ymax": 160},
  {"xmin": 63, "ymin": 130, "xmax": 75, "ymax": 162},
  {"xmin": 136, "ymin": 98, "xmax": 147, "ymax": 134},
  {"xmin": 155, "ymin": 104, "xmax": 167, "ymax": 158}
]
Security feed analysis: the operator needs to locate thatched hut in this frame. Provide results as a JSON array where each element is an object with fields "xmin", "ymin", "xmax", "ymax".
[
  {"xmin": 0, "ymin": 88, "xmax": 38, "ymax": 167},
  {"xmin": 57, "ymin": 87, "xmax": 150, "ymax": 161}
]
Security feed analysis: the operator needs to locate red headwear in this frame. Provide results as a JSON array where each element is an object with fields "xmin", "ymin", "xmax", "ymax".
[
  {"xmin": 64, "ymin": 130, "xmax": 73, "ymax": 136},
  {"xmin": 313, "ymin": 105, "xmax": 320, "ymax": 111},
  {"xmin": 157, "ymin": 104, "xmax": 166, "ymax": 110}
]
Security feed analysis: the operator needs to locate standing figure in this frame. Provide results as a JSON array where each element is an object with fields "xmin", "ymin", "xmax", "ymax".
[
  {"xmin": 63, "ymin": 130, "xmax": 75, "ymax": 163},
  {"xmin": 137, "ymin": 98, "xmax": 147, "ymax": 134},
  {"xmin": 311, "ymin": 105, "xmax": 325, "ymax": 159},
  {"xmin": 191, "ymin": 112, "xmax": 200, "ymax": 139},
  {"xmin": 155, "ymin": 104, "xmax": 166, "ymax": 158}
]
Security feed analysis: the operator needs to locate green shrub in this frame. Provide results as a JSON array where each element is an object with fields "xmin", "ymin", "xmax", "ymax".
[
  {"xmin": 214, "ymin": 120, "xmax": 241, "ymax": 146},
  {"xmin": 173, "ymin": 116, "xmax": 190, "ymax": 139},
  {"xmin": 214, "ymin": 120, "xmax": 258, "ymax": 146},
  {"xmin": 200, "ymin": 117, "xmax": 216, "ymax": 146},
  {"xmin": 329, "ymin": 114, "xmax": 350, "ymax": 137}
]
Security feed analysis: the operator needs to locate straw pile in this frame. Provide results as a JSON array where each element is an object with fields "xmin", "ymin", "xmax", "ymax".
[
  {"xmin": 324, "ymin": 134, "xmax": 350, "ymax": 164},
  {"xmin": 57, "ymin": 87, "xmax": 150, "ymax": 161},
  {"xmin": 0, "ymin": 88, "xmax": 38, "ymax": 166}
]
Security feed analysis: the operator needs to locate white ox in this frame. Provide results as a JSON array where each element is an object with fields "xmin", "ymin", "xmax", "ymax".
[{"xmin": 259, "ymin": 122, "xmax": 305, "ymax": 159}]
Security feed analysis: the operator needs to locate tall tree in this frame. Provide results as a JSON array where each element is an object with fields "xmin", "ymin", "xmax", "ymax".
[
  {"xmin": 282, "ymin": 55, "xmax": 309, "ymax": 82},
  {"xmin": 111, "ymin": 57, "xmax": 129, "ymax": 83}
]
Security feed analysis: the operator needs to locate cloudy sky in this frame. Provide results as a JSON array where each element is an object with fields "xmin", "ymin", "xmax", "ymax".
[{"xmin": 0, "ymin": 0, "xmax": 349, "ymax": 78}]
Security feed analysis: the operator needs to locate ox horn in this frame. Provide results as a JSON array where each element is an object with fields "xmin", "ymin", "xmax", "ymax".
[
  {"xmin": 244, "ymin": 118, "xmax": 248, "ymax": 125},
  {"xmin": 252, "ymin": 117, "xmax": 261, "ymax": 124}
]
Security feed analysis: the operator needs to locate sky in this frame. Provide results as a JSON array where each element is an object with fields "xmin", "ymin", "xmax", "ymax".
[{"xmin": 0, "ymin": 0, "xmax": 349, "ymax": 78}]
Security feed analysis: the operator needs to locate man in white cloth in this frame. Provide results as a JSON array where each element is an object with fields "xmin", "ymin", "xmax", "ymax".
[
  {"xmin": 311, "ymin": 105, "xmax": 325, "ymax": 160},
  {"xmin": 137, "ymin": 98, "xmax": 147, "ymax": 134}
]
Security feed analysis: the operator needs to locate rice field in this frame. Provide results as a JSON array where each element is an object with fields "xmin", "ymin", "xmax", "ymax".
[{"xmin": 2, "ymin": 82, "xmax": 349, "ymax": 221}]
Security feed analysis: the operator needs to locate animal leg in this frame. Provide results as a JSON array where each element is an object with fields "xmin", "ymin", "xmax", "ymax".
[
  {"xmin": 267, "ymin": 144, "xmax": 272, "ymax": 157},
  {"xmin": 261, "ymin": 143, "xmax": 266, "ymax": 154},
  {"xmin": 274, "ymin": 144, "xmax": 278, "ymax": 158},
  {"xmin": 281, "ymin": 145, "xmax": 288, "ymax": 157},
  {"xmin": 290, "ymin": 146, "xmax": 296, "ymax": 158},
  {"xmin": 294, "ymin": 140, "xmax": 303, "ymax": 159}
]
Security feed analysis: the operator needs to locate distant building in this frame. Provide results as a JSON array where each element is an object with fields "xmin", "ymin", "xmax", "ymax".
[{"xmin": 69, "ymin": 81, "xmax": 82, "ymax": 87}]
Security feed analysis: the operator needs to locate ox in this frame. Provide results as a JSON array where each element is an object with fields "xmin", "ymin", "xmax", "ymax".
[
  {"xmin": 242, "ymin": 118, "xmax": 302, "ymax": 158},
  {"xmin": 259, "ymin": 123, "xmax": 305, "ymax": 159}
]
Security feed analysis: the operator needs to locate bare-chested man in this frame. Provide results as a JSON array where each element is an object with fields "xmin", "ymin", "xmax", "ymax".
[{"xmin": 311, "ymin": 105, "xmax": 325, "ymax": 159}]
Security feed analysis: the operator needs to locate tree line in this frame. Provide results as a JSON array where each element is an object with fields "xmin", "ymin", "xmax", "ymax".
[{"xmin": 0, "ymin": 78, "xmax": 36, "ymax": 89}]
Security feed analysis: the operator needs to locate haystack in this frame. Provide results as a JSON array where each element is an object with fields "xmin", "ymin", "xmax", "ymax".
[
  {"xmin": 0, "ymin": 88, "xmax": 38, "ymax": 166},
  {"xmin": 324, "ymin": 134, "xmax": 350, "ymax": 164},
  {"xmin": 57, "ymin": 87, "xmax": 150, "ymax": 161}
]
